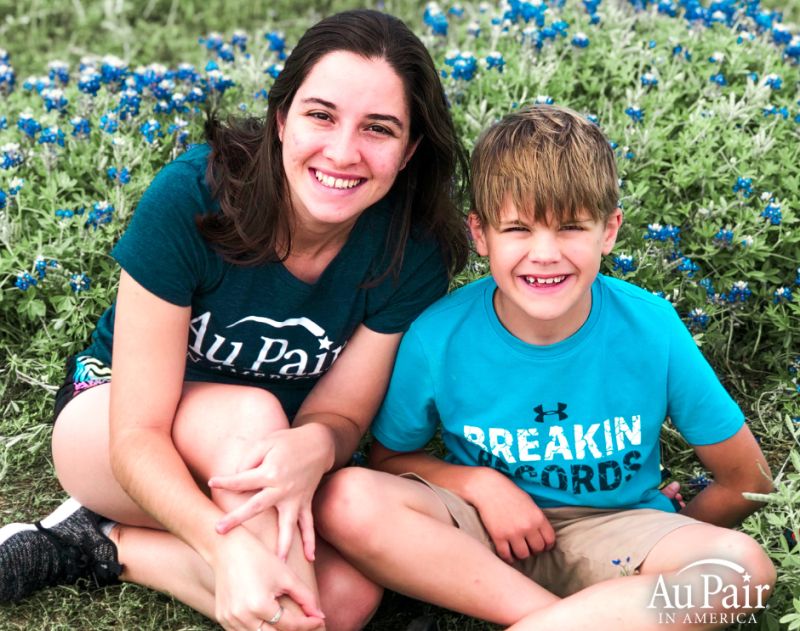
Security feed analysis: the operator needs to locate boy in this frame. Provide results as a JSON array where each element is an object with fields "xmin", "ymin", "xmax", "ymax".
[{"xmin": 315, "ymin": 105, "xmax": 775, "ymax": 630}]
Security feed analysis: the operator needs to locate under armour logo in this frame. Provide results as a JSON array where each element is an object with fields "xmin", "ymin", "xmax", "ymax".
[{"xmin": 533, "ymin": 403, "xmax": 568, "ymax": 422}]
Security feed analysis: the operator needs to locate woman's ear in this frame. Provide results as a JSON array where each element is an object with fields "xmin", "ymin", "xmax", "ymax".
[
  {"xmin": 468, "ymin": 212, "xmax": 489, "ymax": 257},
  {"xmin": 400, "ymin": 135, "xmax": 422, "ymax": 170},
  {"xmin": 277, "ymin": 111, "xmax": 286, "ymax": 143}
]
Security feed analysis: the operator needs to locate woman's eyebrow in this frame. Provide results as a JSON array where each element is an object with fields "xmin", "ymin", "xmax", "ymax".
[{"xmin": 300, "ymin": 97, "xmax": 404, "ymax": 129}]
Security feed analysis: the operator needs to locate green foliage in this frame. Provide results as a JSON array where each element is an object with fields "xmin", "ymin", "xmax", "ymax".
[{"xmin": 1, "ymin": 0, "xmax": 798, "ymax": 629}]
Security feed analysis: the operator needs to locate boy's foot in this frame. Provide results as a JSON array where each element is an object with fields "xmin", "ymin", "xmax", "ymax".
[
  {"xmin": 0, "ymin": 498, "xmax": 122, "ymax": 602},
  {"xmin": 406, "ymin": 615, "xmax": 438, "ymax": 631}
]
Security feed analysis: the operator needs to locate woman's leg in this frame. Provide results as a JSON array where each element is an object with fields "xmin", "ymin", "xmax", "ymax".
[{"xmin": 47, "ymin": 381, "xmax": 380, "ymax": 630}]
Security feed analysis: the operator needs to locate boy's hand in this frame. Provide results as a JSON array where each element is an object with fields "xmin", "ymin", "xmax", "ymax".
[{"xmin": 468, "ymin": 468, "xmax": 555, "ymax": 564}]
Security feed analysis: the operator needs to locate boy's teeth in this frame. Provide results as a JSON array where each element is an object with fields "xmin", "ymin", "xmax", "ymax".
[
  {"xmin": 314, "ymin": 170, "xmax": 362, "ymax": 189},
  {"xmin": 524, "ymin": 275, "xmax": 566, "ymax": 286}
]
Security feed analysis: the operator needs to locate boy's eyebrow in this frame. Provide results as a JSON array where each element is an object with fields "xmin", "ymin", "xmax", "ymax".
[{"xmin": 300, "ymin": 97, "xmax": 405, "ymax": 129}]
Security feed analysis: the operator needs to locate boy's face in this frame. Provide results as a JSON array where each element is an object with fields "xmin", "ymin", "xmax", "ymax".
[{"xmin": 469, "ymin": 198, "xmax": 622, "ymax": 345}]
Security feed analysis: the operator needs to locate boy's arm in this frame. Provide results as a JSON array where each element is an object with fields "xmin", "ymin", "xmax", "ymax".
[
  {"xmin": 369, "ymin": 441, "xmax": 555, "ymax": 563},
  {"xmin": 681, "ymin": 424, "xmax": 773, "ymax": 527}
]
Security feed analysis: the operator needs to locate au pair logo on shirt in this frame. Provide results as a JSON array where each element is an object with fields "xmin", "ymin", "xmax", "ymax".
[{"xmin": 187, "ymin": 311, "xmax": 345, "ymax": 380}]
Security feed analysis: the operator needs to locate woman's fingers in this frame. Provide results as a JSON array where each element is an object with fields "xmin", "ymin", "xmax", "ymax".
[
  {"xmin": 215, "ymin": 487, "xmax": 280, "ymax": 533},
  {"xmin": 276, "ymin": 505, "xmax": 298, "ymax": 562},
  {"xmin": 209, "ymin": 468, "xmax": 269, "ymax": 492},
  {"xmin": 298, "ymin": 508, "xmax": 316, "ymax": 562}
]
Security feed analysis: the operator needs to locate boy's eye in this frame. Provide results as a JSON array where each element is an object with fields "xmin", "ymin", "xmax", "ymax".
[
  {"xmin": 501, "ymin": 225, "xmax": 530, "ymax": 233},
  {"xmin": 560, "ymin": 224, "xmax": 585, "ymax": 231}
]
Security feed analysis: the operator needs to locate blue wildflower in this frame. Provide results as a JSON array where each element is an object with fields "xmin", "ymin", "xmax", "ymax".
[
  {"xmin": 0, "ymin": 116, "xmax": 5, "ymax": 130},
  {"xmin": 708, "ymin": 51, "xmax": 725, "ymax": 64},
  {"xmin": 77, "ymin": 69, "xmax": 101, "ymax": 96},
  {"xmin": 699, "ymin": 278, "xmax": 715, "ymax": 299},
  {"xmin": 1, "ymin": 143, "xmax": 24, "ymax": 169},
  {"xmin": 100, "ymin": 55, "xmax": 128, "ymax": 85},
  {"xmin": 8, "ymin": 177, "xmax": 23, "ymax": 195},
  {"xmin": 641, "ymin": 72, "xmax": 658, "ymax": 87},
  {"xmin": 199, "ymin": 32, "xmax": 225, "ymax": 53},
  {"xmin": 763, "ymin": 73, "xmax": 782, "ymax": 90},
  {"xmin": 17, "ymin": 111, "xmax": 42, "ymax": 139},
  {"xmin": 572, "ymin": 32, "xmax": 590, "ymax": 48},
  {"xmin": 99, "ymin": 112, "xmax": 119, "ymax": 134},
  {"xmin": 168, "ymin": 117, "xmax": 190, "ymax": 148},
  {"xmin": 38, "ymin": 126, "xmax": 65, "ymax": 146},
  {"xmin": 265, "ymin": 63, "xmax": 283, "ymax": 80},
  {"xmin": 688, "ymin": 474, "xmax": 711, "ymax": 491},
  {"xmin": 205, "ymin": 69, "xmax": 234, "ymax": 94},
  {"xmin": 34, "ymin": 256, "xmax": 58, "ymax": 280},
  {"xmin": 70, "ymin": 116, "xmax": 91, "ymax": 138},
  {"xmin": 658, "ymin": 0, "xmax": 677, "ymax": 16},
  {"xmin": 264, "ymin": 31, "xmax": 287, "ymax": 54},
  {"xmin": 151, "ymin": 78, "xmax": 174, "ymax": 101},
  {"xmin": 424, "ymin": 3, "xmax": 449, "ymax": 36},
  {"xmin": 14, "ymin": 272, "xmax": 37, "ymax": 291},
  {"xmin": 727, "ymin": 281, "xmax": 752, "ymax": 304},
  {"xmin": 763, "ymin": 105, "xmax": 789, "ymax": 119},
  {"xmin": 772, "ymin": 24, "xmax": 792, "ymax": 45},
  {"xmin": 586, "ymin": 114, "xmax": 599, "ymax": 125},
  {"xmin": 22, "ymin": 75, "xmax": 52, "ymax": 93},
  {"xmin": 688, "ymin": 308, "xmax": 709, "ymax": 330},
  {"xmin": 710, "ymin": 73, "xmax": 727, "ymax": 86},
  {"xmin": 70, "ymin": 273, "xmax": 91, "ymax": 293},
  {"xmin": 613, "ymin": 254, "xmax": 636, "ymax": 274},
  {"xmin": 107, "ymin": 166, "xmax": 131, "ymax": 185},
  {"xmin": 449, "ymin": 4, "xmax": 464, "ymax": 17},
  {"xmin": 732, "ymin": 176, "xmax": 753, "ymax": 197},
  {"xmin": 625, "ymin": 106, "xmax": 644, "ymax": 123},
  {"xmin": 677, "ymin": 256, "xmax": 700, "ymax": 278},
  {"xmin": 231, "ymin": 30, "xmax": 248, "ymax": 52},
  {"xmin": 47, "ymin": 60, "xmax": 70, "ymax": 85},
  {"xmin": 535, "ymin": 95, "xmax": 555, "ymax": 105},
  {"xmin": 41, "ymin": 87, "xmax": 68, "ymax": 113},
  {"xmin": 645, "ymin": 223, "xmax": 681, "ymax": 243},
  {"xmin": 139, "ymin": 119, "xmax": 163, "ymax": 143},
  {"xmin": 467, "ymin": 21, "xmax": 481, "ymax": 37},
  {"xmin": 761, "ymin": 202, "xmax": 782, "ymax": 225},
  {"xmin": 0, "ymin": 60, "xmax": 15, "ymax": 95},
  {"xmin": 84, "ymin": 201, "xmax": 114, "ymax": 229},
  {"xmin": 176, "ymin": 63, "xmax": 199, "ymax": 83},
  {"xmin": 712, "ymin": 228, "xmax": 734, "ymax": 247},
  {"xmin": 486, "ymin": 52, "xmax": 505, "ymax": 72},
  {"xmin": 795, "ymin": 267, "xmax": 800, "ymax": 286},
  {"xmin": 0, "ymin": 189, "xmax": 5, "ymax": 209},
  {"xmin": 187, "ymin": 86, "xmax": 206, "ymax": 104},
  {"xmin": 774, "ymin": 287, "xmax": 794, "ymax": 303}
]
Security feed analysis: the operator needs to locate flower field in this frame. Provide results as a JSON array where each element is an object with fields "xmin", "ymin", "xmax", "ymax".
[{"xmin": 0, "ymin": 0, "xmax": 798, "ymax": 628}]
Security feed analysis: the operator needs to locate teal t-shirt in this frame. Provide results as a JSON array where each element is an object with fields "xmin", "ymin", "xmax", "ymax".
[
  {"xmin": 372, "ymin": 274, "xmax": 744, "ymax": 512},
  {"xmin": 83, "ymin": 144, "xmax": 448, "ymax": 418}
]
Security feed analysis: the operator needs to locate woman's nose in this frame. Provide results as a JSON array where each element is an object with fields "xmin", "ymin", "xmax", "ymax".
[{"xmin": 322, "ymin": 128, "xmax": 361, "ymax": 166}]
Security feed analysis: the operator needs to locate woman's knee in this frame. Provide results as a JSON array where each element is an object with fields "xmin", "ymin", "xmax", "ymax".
[{"xmin": 315, "ymin": 468, "xmax": 387, "ymax": 545}]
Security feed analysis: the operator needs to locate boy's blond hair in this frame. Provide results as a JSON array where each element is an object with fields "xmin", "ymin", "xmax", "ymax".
[{"xmin": 470, "ymin": 104, "xmax": 619, "ymax": 227}]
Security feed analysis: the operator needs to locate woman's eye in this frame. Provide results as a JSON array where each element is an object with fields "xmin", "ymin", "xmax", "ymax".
[
  {"xmin": 309, "ymin": 111, "xmax": 331, "ymax": 121},
  {"xmin": 367, "ymin": 124, "xmax": 393, "ymax": 136}
]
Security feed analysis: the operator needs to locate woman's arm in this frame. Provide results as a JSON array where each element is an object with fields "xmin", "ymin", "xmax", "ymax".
[
  {"xmin": 109, "ymin": 271, "xmax": 323, "ymax": 629},
  {"xmin": 681, "ymin": 424, "xmax": 773, "ymax": 527},
  {"xmin": 209, "ymin": 324, "xmax": 404, "ymax": 561}
]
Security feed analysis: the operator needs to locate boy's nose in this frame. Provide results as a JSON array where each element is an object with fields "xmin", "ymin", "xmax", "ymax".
[
  {"xmin": 322, "ymin": 129, "xmax": 361, "ymax": 166},
  {"xmin": 526, "ymin": 230, "xmax": 561, "ymax": 263}
]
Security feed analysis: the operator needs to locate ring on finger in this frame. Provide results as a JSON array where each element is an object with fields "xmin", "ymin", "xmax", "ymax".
[{"xmin": 266, "ymin": 605, "xmax": 284, "ymax": 626}]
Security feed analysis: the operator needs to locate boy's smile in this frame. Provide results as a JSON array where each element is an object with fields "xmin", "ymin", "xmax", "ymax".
[{"xmin": 469, "ymin": 199, "xmax": 622, "ymax": 346}]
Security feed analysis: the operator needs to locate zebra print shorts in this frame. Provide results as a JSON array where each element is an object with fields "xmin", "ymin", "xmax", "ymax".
[{"xmin": 53, "ymin": 354, "xmax": 112, "ymax": 421}]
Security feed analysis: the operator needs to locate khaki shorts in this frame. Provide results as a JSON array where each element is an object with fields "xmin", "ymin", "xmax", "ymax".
[{"xmin": 403, "ymin": 473, "xmax": 699, "ymax": 597}]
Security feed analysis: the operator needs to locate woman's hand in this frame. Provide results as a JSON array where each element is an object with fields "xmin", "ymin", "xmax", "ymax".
[
  {"xmin": 468, "ymin": 467, "xmax": 556, "ymax": 564},
  {"xmin": 208, "ymin": 423, "xmax": 335, "ymax": 562},
  {"xmin": 212, "ymin": 530, "xmax": 325, "ymax": 631}
]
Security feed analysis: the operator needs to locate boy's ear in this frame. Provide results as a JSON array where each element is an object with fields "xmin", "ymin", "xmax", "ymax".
[
  {"xmin": 468, "ymin": 212, "xmax": 489, "ymax": 257},
  {"xmin": 601, "ymin": 208, "xmax": 623, "ymax": 255}
]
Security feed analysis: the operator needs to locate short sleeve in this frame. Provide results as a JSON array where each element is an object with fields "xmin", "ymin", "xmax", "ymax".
[
  {"xmin": 665, "ymin": 309, "xmax": 745, "ymax": 445},
  {"xmin": 362, "ymin": 238, "xmax": 448, "ymax": 334},
  {"xmin": 111, "ymin": 147, "xmax": 216, "ymax": 306},
  {"xmin": 371, "ymin": 328, "xmax": 440, "ymax": 451}
]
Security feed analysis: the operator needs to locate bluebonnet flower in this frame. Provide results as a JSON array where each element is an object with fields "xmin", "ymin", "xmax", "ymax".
[
  {"xmin": 641, "ymin": 72, "xmax": 659, "ymax": 87},
  {"xmin": 712, "ymin": 228, "xmax": 734, "ymax": 247},
  {"xmin": 264, "ymin": 31, "xmax": 287, "ymax": 55},
  {"xmin": 795, "ymin": 267, "xmax": 800, "ymax": 286},
  {"xmin": 709, "ymin": 73, "xmax": 727, "ymax": 86},
  {"xmin": 14, "ymin": 272, "xmax": 37, "ymax": 291},
  {"xmin": 22, "ymin": 75, "xmax": 52, "ymax": 93},
  {"xmin": 42, "ymin": 87, "xmax": 68, "ymax": 113},
  {"xmin": 17, "ymin": 111, "xmax": 42, "ymax": 139},
  {"xmin": 85, "ymin": 201, "xmax": 114, "ymax": 229},
  {"xmin": 761, "ymin": 202, "xmax": 782, "ymax": 225},
  {"xmin": 771, "ymin": 24, "xmax": 792, "ymax": 45},
  {"xmin": 424, "ymin": 3, "xmax": 449, "ymax": 36},
  {"xmin": 100, "ymin": 55, "xmax": 128, "ymax": 86},
  {"xmin": 187, "ymin": 86, "xmax": 206, "ymax": 104},
  {"xmin": 486, "ymin": 52, "xmax": 505, "ymax": 72},
  {"xmin": 763, "ymin": 73, "xmax": 782, "ymax": 90},
  {"xmin": 535, "ymin": 95, "xmax": 554, "ymax": 105},
  {"xmin": 47, "ymin": 60, "xmax": 70, "ymax": 85},
  {"xmin": 677, "ymin": 256, "xmax": 700, "ymax": 278},
  {"xmin": 783, "ymin": 35, "xmax": 800, "ymax": 62},
  {"xmin": 55, "ymin": 206, "xmax": 85, "ymax": 219},
  {"xmin": 231, "ymin": 30, "xmax": 248, "ymax": 52},
  {"xmin": 70, "ymin": 273, "xmax": 91, "ymax": 293},
  {"xmin": 217, "ymin": 44, "xmax": 235, "ymax": 63},
  {"xmin": 732, "ymin": 176, "xmax": 753, "ymax": 197},
  {"xmin": 8, "ymin": 177, "xmax": 24, "ymax": 195},
  {"xmin": 467, "ymin": 21, "xmax": 481, "ymax": 37},
  {"xmin": 688, "ymin": 474, "xmax": 711, "ymax": 491},
  {"xmin": 625, "ymin": 106, "xmax": 644, "ymax": 123},
  {"xmin": 0, "ymin": 189, "xmax": 5, "ymax": 209},
  {"xmin": 572, "ymin": 32, "xmax": 590, "ymax": 48},
  {"xmin": 168, "ymin": 117, "xmax": 190, "ymax": 148},
  {"xmin": 613, "ymin": 254, "xmax": 636, "ymax": 274},
  {"xmin": 1, "ymin": 143, "xmax": 24, "ymax": 169},
  {"xmin": 139, "ymin": 119, "xmax": 163, "ymax": 143},
  {"xmin": 0, "ymin": 57, "xmax": 14, "ymax": 95},
  {"xmin": 448, "ymin": 3, "xmax": 464, "ymax": 17},
  {"xmin": 763, "ymin": 105, "xmax": 789, "ymax": 119},
  {"xmin": 644, "ymin": 223, "xmax": 681, "ymax": 243},
  {"xmin": 99, "ymin": 112, "xmax": 119, "ymax": 134},
  {"xmin": 264, "ymin": 63, "xmax": 283, "ymax": 80},
  {"xmin": 445, "ymin": 51, "xmax": 478, "ymax": 81},
  {"xmin": 107, "ymin": 166, "xmax": 131, "ymax": 185},
  {"xmin": 698, "ymin": 278, "xmax": 715, "ymax": 299},
  {"xmin": 199, "ymin": 32, "xmax": 225, "ymax": 53},
  {"xmin": 688, "ymin": 308, "xmax": 709, "ymax": 330},
  {"xmin": 38, "ymin": 126, "xmax": 65, "ymax": 146},
  {"xmin": 586, "ymin": 114, "xmax": 599, "ymax": 125},
  {"xmin": 658, "ymin": 0, "xmax": 677, "ymax": 17},
  {"xmin": 774, "ymin": 287, "xmax": 793, "ymax": 303},
  {"xmin": 170, "ymin": 92, "xmax": 188, "ymax": 113},
  {"xmin": 176, "ymin": 63, "xmax": 199, "ymax": 83},
  {"xmin": 151, "ymin": 78, "xmax": 174, "ymax": 101},
  {"xmin": 708, "ymin": 51, "xmax": 725, "ymax": 64},
  {"xmin": 70, "ymin": 116, "xmax": 91, "ymax": 138},
  {"xmin": 205, "ymin": 69, "xmax": 235, "ymax": 94},
  {"xmin": 77, "ymin": 69, "xmax": 101, "ymax": 96},
  {"xmin": 726, "ymin": 280, "xmax": 752, "ymax": 304},
  {"xmin": 34, "ymin": 256, "xmax": 58, "ymax": 280},
  {"xmin": 0, "ymin": 116, "xmax": 5, "ymax": 130}
]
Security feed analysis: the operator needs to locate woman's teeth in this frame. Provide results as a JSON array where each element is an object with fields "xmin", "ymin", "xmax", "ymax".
[{"xmin": 314, "ymin": 170, "xmax": 362, "ymax": 189}]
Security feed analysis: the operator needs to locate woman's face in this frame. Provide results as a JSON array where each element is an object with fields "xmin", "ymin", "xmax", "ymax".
[{"xmin": 278, "ymin": 51, "xmax": 419, "ymax": 236}]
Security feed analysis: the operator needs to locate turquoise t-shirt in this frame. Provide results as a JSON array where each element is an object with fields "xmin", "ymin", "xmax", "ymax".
[
  {"xmin": 83, "ymin": 144, "xmax": 448, "ymax": 418},
  {"xmin": 372, "ymin": 274, "xmax": 744, "ymax": 512}
]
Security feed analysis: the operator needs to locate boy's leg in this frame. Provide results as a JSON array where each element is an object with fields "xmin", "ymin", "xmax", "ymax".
[
  {"xmin": 506, "ymin": 521, "xmax": 775, "ymax": 631},
  {"xmin": 315, "ymin": 467, "xmax": 559, "ymax": 626}
]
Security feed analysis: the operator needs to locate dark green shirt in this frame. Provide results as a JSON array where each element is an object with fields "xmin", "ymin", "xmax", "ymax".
[{"xmin": 84, "ymin": 144, "xmax": 448, "ymax": 418}]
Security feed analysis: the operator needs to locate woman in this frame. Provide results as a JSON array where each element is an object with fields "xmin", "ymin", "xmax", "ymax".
[{"xmin": 0, "ymin": 10, "xmax": 468, "ymax": 631}]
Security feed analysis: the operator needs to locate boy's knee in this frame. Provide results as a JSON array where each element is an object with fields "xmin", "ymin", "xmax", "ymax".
[
  {"xmin": 315, "ymin": 468, "xmax": 385, "ymax": 544},
  {"xmin": 699, "ymin": 529, "xmax": 776, "ymax": 592}
]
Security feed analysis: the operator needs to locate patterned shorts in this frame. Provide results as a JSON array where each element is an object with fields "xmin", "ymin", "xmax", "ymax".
[{"xmin": 53, "ymin": 354, "xmax": 112, "ymax": 421}]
